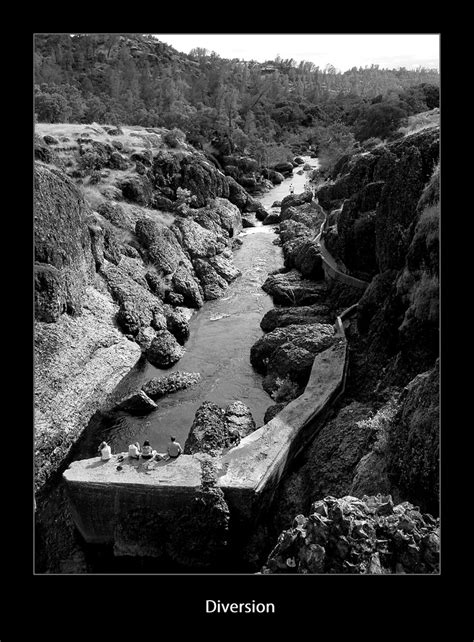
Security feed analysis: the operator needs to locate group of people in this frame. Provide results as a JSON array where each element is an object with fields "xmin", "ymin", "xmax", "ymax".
[
  {"xmin": 289, "ymin": 182, "xmax": 313, "ymax": 196},
  {"xmin": 98, "ymin": 436, "xmax": 183, "ymax": 462}
]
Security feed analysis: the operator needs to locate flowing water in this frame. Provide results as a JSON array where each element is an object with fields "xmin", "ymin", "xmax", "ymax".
[{"xmin": 74, "ymin": 156, "xmax": 320, "ymax": 459}]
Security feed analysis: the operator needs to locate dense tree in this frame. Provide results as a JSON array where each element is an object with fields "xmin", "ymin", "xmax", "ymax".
[{"xmin": 33, "ymin": 33, "xmax": 439, "ymax": 160}]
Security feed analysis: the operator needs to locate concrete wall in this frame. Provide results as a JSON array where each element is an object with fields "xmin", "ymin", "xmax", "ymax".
[
  {"xmin": 63, "ymin": 335, "xmax": 350, "ymax": 553},
  {"xmin": 317, "ymin": 219, "xmax": 369, "ymax": 291}
]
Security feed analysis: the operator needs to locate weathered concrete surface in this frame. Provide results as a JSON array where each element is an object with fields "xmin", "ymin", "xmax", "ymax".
[
  {"xmin": 316, "ymin": 227, "xmax": 369, "ymax": 291},
  {"xmin": 63, "ymin": 338, "xmax": 347, "ymax": 546},
  {"xmin": 64, "ymin": 453, "xmax": 202, "ymax": 544},
  {"xmin": 217, "ymin": 339, "xmax": 347, "ymax": 497}
]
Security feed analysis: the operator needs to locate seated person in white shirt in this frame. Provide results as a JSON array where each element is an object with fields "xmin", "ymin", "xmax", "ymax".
[
  {"xmin": 98, "ymin": 441, "xmax": 112, "ymax": 461},
  {"xmin": 128, "ymin": 442, "xmax": 140, "ymax": 459}
]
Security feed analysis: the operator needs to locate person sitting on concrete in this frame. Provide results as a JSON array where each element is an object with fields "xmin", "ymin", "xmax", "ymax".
[
  {"xmin": 141, "ymin": 440, "xmax": 155, "ymax": 459},
  {"xmin": 166, "ymin": 436, "xmax": 183, "ymax": 459},
  {"xmin": 128, "ymin": 442, "xmax": 140, "ymax": 459},
  {"xmin": 98, "ymin": 441, "xmax": 112, "ymax": 461}
]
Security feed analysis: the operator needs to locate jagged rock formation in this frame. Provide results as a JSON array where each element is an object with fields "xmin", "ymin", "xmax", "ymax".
[
  {"xmin": 261, "ymin": 495, "xmax": 439, "ymax": 574},
  {"xmin": 34, "ymin": 286, "xmax": 141, "ymax": 491},
  {"xmin": 115, "ymin": 390, "xmax": 157, "ymax": 414},
  {"xmin": 260, "ymin": 304, "xmax": 331, "ymax": 332},
  {"xmin": 318, "ymin": 127, "xmax": 439, "ymax": 282},
  {"xmin": 262, "ymin": 270, "xmax": 327, "ymax": 305},
  {"xmin": 387, "ymin": 360, "xmax": 439, "ymax": 515},
  {"xmin": 250, "ymin": 323, "xmax": 336, "ymax": 396},
  {"xmin": 35, "ymin": 163, "xmax": 95, "ymax": 322},
  {"xmin": 141, "ymin": 371, "xmax": 201, "ymax": 400},
  {"xmin": 184, "ymin": 400, "xmax": 257, "ymax": 456},
  {"xmin": 34, "ymin": 162, "xmax": 142, "ymax": 490}
]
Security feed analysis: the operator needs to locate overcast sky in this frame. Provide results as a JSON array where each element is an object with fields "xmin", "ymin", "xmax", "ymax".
[{"xmin": 154, "ymin": 33, "xmax": 439, "ymax": 71}]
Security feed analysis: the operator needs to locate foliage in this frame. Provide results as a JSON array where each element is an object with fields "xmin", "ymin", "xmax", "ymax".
[
  {"xmin": 163, "ymin": 127, "xmax": 186, "ymax": 148},
  {"xmin": 34, "ymin": 34, "xmax": 439, "ymax": 162},
  {"xmin": 271, "ymin": 376, "xmax": 300, "ymax": 403},
  {"xmin": 310, "ymin": 122, "xmax": 357, "ymax": 173}
]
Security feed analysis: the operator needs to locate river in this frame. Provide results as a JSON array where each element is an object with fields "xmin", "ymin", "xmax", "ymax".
[
  {"xmin": 35, "ymin": 155, "xmax": 320, "ymax": 573},
  {"xmin": 74, "ymin": 156, "xmax": 320, "ymax": 459}
]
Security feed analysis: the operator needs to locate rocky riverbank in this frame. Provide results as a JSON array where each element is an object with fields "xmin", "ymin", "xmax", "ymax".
[
  {"xmin": 249, "ymin": 129, "xmax": 439, "ymax": 573},
  {"xmin": 34, "ymin": 125, "xmax": 316, "ymax": 572},
  {"xmin": 34, "ymin": 125, "xmax": 270, "ymax": 494}
]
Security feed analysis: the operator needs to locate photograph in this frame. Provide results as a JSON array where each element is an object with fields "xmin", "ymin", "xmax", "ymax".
[{"xmin": 33, "ymin": 32, "xmax": 440, "ymax": 582}]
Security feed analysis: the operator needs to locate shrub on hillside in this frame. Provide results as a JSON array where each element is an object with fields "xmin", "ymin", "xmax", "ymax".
[
  {"xmin": 163, "ymin": 128, "xmax": 186, "ymax": 148},
  {"xmin": 354, "ymin": 102, "xmax": 408, "ymax": 142}
]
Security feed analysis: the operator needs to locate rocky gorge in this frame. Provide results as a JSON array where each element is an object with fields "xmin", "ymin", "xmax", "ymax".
[
  {"xmin": 34, "ymin": 124, "xmax": 319, "ymax": 572},
  {"xmin": 34, "ymin": 118, "xmax": 439, "ymax": 575},
  {"xmin": 248, "ymin": 126, "xmax": 440, "ymax": 573}
]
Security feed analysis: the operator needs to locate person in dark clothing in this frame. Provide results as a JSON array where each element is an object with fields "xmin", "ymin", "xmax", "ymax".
[{"xmin": 141, "ymin": 439, "xmax": 154, "ymax": 459}]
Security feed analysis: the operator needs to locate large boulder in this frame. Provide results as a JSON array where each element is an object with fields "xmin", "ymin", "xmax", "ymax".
[
  {"xmin": 171, "ymin": 217, "xmax": 221, "ymax": 259},
  {"xmin": 116, "ymin": 390, "xmax": 157, "ymax": 414},
  {"xmin": 171, "ymin": 264, "xmax": 204, "ymax": 309},
  {"xmin": 225, "ymin": 401, "xmax": 256, "ymax": 437},
  {"xmin": 261, "ymin": 495, "xmax": 439, "ymax": 574},
  {"xmin": 208, "ymin": 254, "xmax": 241, "ymax": 282},
  {"xmin": 97, "ymin": 201, "xmax": 129, "ymax": 229},
  {"xmin": 260, "ymin": 304, "xmax": 331, "ymax": 332},
  {"xmin": 108, "ymin": 152, "xmax": 129, "ymax": 171},
  {"xmin": 250, "ymin": 322, "xmax": 336, "ymax": 393},
  {"xmin": 145, "ymin": 329, "xmax": 184, "ymax": 368},
  {"xmin": 184, "ymin": 400, "xmax": 257, "ymax": 456},
  {"xmin": 192, "ymin": 258, "xmax": 228, "ymax": 300},
  {"xmin": 120, "ymin": 175, "xmax": 154, "ymax": 206},
  {"xmin": 263, "ymin": 212, "xmax": 280, "ymax": 225},
  {"xmin": 35, "ymin": 163, "xmax": 95, "ymax": 322},
  {"xmin": 242, "ymin": 216, "xmax": 256, "ymax": 228},
  {"xmin": 135, "ymin": 217, "xmax": 191, "ymax": 275},
  {"xmin": 223, "ymin": 155, "xmax": 259, "ymax": 174},
  {"xmin": 273, "ymin": 161, "xmax": 294, "ymax": 175},
  {"xmin": 193, "ymin": 197, "xmax": 242, "ymax": 240},
  {"xmin": 164, "ymin": 305, "xmax": 190, "ymax": 344},
  {"xmin": 280, "ymin": 190, "xmax": 313, "ymax": 213},
  {"xmin": 179, "ymin": 155, "xmax": 230, "ymax": 207},
  {"xmin": 141, "ymin": 371, "xmax": 201, "ymax": 400},
  {"xmin": 263, "ymin": 403, "xmax": 287, "ymax": 423},
  {"xmin": 226, "ymin": 175, "xmax": 248, "ymax": 210},
  {"xmin": 100, "ymin": 261, "xmax": 166, "ymax": 336},
  {"xmin": 262, "ymin": 270, "xmax": 327, "ymax": 305},
  {"xmin": 282, "ymin": 238, "xmax": 324, "ymax": 280}
]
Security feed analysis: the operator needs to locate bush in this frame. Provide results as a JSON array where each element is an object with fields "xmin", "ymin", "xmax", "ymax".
[
  {"xmin": 354, "ymin": 102, "xmax": 408, "ymax": 142},
  {"xmin": 271, "ymin": 376, "xmax": 300, "ymax": 403},
  {"xmin": 163, "ymin": 128, "xmax": 186, "ymax": 148}
]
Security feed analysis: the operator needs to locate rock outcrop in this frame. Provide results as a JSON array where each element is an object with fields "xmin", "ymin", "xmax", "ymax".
[
  {"xmin": 35, "ymin": 163, "xmax": 95, "ymax": 322},
  {"xmin": 317, "ymin": 127, "xmax": 439, "ymax": 282},
  {"xmin": 141, "ymin": 371, "xmax": 201, "ymax": 400},
  {"xmin": 35, "ymin": 286, "xmax": 141, "ymax": 491},
  {"xmin": 184, "ymin": 400, "xmax": 257, "ymax": 456},
  {"xmin": 261, "ymin": 495, "xmax": 439, "ymax": 574},
  {"xmin": 260, "ymin": 304, "xmax": 331, "ymax": 332},
  {"xmin": 145, "ymin": 329, "xmax": 184, "ymax": 368},
  {"xmin": 262, "ymin": 270, "xmax": 327, "ymax": 305},
  {"xmin": 250, "ymin": 323, "xmax": 336, "ymax": 395},
  {"xmin": 115, "ymin": 390, "xmax": 157, "ymax": 414},
  {"xmin": 388, "ymin": 361, "xmax": 439, "ymax": 515}
]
